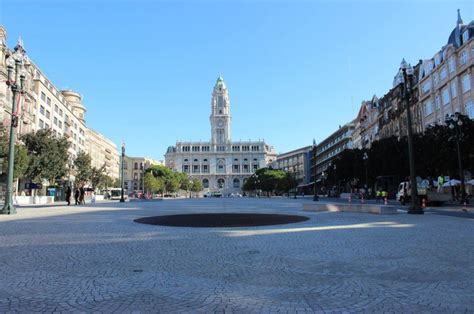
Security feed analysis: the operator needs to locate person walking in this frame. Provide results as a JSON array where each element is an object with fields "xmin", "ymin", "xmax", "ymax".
[
  {"xmin": 79, "ymin": 187, "xmax": 85, "ymax": 205},
  {"xmin": 65, "ymin": 186, "xmax": 72, "ymax": 206},
  {"xmin": 74, "ymin": 188, "xmax": 80, "ymax": 205}
]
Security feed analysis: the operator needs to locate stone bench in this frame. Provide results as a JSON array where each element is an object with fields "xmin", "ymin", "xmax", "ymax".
[{"xmin": 303, "ymin": 202, "xmax": 398, "ymax": 215}]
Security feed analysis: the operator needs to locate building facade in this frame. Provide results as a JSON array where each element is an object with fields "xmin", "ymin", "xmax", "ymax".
[
  {"xmin": 123, "ymin": 156, "xmax": 163, "ymax": 194},
  {"xmin": 86, "ymin": 129, "xmax": 120, "ymax": 179},
  {"xmin": 0, "ymin": 27, "xmax": 119, "ymax": 193},
  {"xmin": 272, "ymin": 145, "xmax": 312, "ymax": 190},
  {"xmin": 418, "ymin": 10, "xmax": 474, "ymax": 127},
  {"xmin": 165, "ymin": 76, "xmax": 277, "ymax": 194},
  {"xmin": 313, "ymin": 122, "xmax": 355, "ymax": 184}
]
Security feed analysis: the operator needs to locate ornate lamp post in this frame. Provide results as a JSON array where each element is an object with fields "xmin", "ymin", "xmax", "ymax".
[
  {"xmin": 445, "ymin": 112, "xmax": 467, "ymax": 204},
  {"xmin": 363, "ymin": 152, "xmax": 369, "ymax": 189},
  {"xmin": 312, "ymin": 140, "xmax": 318, "ymax": 201},
  {"xmin": 120, "ymin": 143, "xmax": 125, "ymax": 202},
  {"xmin": 400, "ymin": 59, "xmax": 422, "ymax": 214},
  {"xmin": 1, "ymin": 39, "xmax": 29, "ymax": 215}
]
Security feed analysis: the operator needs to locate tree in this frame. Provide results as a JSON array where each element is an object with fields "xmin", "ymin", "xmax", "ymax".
[
  {"xmin": 0, "ymin": 143, "xmax": 29, "ymax": 180},
  {"xmin": 90, "ymin": 164, "xmax": 107, "ymax": 190},
  {"xmin": 191, "ymin": 178, "xmax": 203, "ymax": 197},
  {"xmin": 276, "ymin": 171, "xmax": 298, "ymax": 197},
  {"xmin": 74, "ymin": 151, "xmax": 92, "ymax": 186},
  {"xmin": 22, "ymin": 129, "xmax": 70, "ymax": 184}
]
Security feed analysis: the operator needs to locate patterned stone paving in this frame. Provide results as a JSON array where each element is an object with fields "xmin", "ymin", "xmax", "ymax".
[{"xmin": 0, "ymin": 198, "xmax": 473, "ymax": 313}]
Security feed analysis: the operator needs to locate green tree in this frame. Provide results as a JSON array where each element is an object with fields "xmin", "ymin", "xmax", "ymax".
[
  {"xmin": 191, "ymin": 177, "xmax": 203, "ymax": 197},
  {"xmin": 0, "ymin": 144, "xmax": 29, "ymax": 180},
  {"xmin": 90, "ymin": 164, "xmax": 107, "ymax": 190},
  {"xmin": 74, "ymin": 151, "xmax": 92, "ymax": 186},
  {"xmin": 21, "ymin": 129, "xmax": 70, "ymax": 184}
]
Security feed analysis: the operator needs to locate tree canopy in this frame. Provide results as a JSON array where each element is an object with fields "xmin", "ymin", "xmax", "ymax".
[{"xmin": 21, "ymin": 129, "xmax": 70, "ymax": 184}]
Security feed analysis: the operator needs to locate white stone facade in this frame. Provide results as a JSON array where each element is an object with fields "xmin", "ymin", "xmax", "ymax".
[{"xmin": 165, "ymin": 77, "xmax": 276, "ymax": 194}]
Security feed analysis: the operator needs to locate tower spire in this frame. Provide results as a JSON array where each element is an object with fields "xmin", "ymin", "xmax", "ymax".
[{"xmin": 457, "ymin": 9, "xmax": 463, "ymax": 25}]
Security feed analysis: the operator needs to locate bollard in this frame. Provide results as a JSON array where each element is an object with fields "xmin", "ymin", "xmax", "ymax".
[
  {"xmin": 422, "ymin": 198, "xmax": 426, "ymax": 209},
  {"xmin": 348, "ymin": 194, "xmax": 352, "ymax": 203},
  {"xmin": 384, "ymin": 197, "xmax": 388, "ymax": 205},
  {"xmin": 463, "ymin": 201, "xmax": 468, "ymax": 213}
]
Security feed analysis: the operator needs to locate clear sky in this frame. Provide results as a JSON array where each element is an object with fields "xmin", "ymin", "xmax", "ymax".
[{"xmin": 1, "ymin": 0, "xmax": 473, "ymax": 159}]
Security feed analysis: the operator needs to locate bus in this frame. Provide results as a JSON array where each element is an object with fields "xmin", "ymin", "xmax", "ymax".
[{"xmin": 109, "ymin": 188, "xmax": 127, "ymax": 200}]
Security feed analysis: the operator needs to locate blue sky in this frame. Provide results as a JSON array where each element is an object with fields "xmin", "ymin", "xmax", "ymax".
[{"xmin": 1, "ymin": 0, "xmax": 473, "ymax": 159}]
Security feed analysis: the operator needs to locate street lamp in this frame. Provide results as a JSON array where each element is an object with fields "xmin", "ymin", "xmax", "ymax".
[
  {"xmin": 120, "ymin": 143, "xmax": 125, "ymax": 202},
  {"xmin": 445, "ymin": 112, "xmax": 467, "ymax": 204},
  {"xmin": 400, "ymin": 59, "xmax": 422, "ymax": 214},
  {"xmin": 1, "ymin": 39, "xmax": 29, "ymax": 215},
  {"xmin": 363, "ymin": 152, "xmax": 368, "ymax": 189},
  {"xmin": 312, "ymin": 140, "xmax": 318, "ymax": 201}
]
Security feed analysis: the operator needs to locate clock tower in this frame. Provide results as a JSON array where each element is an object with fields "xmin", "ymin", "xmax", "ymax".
[{"xmin": 210, "ymin": 76, "xmax": 231, "ymax": 144}]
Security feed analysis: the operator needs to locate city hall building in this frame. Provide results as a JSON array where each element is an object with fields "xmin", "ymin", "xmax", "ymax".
[{"xmin": 165, "ymin": 76, "xmax": 276, "ymax": 194}]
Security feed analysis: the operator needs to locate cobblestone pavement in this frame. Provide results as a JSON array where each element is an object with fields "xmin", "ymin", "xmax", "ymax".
[{"xmin": 0, "ymin": 198, "xmax": 473, "ymax": 313}]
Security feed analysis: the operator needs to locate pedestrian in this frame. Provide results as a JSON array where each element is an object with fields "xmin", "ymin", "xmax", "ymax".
[
  {"xmin": 79, "ymin": 187, "xmax": 85, "ymax": 205},
  {"xmin": 437, "ymin": 175, "xmax": 444, "ymax": 193},
  {"xmin": 65, "ymin": 186, "xmax": 72, "ymax": 206},
  {"xmin": 74, "ymin": 188, "xmax": 80, "ymax": 205}
]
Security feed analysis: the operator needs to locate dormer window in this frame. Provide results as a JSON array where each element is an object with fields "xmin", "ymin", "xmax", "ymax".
[{"xmin": 463, "ymin": 30, "xmax": 469, "ymax": 43}]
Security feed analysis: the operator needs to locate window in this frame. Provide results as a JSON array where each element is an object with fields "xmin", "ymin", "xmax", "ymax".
[
  {"xmin": 40, "ymin": 105, "xmax": 45, "ymax": 115},
  {"xmin": 192, "ymin": 146, "xmax": 200, "ymax": 152},
  {"xmin": 202, "ymin": 179, "xmax": 209, "ymax": 188},
  {"xmin": 448, "ymin": 57, "xmax": 456, "ymax": 73},
  {"xmin": 59, "ymin": 109, "xmax": 63, "ymax": 117},
  {"xmin": 202, "ymin": 146, "xmax": 210, "ymax": 152},
  {"xmin": 41, "ymin": 92, "xmax": 46, "ymax": 101},
  {"xmin": 217, "ymin": 178, "xmax": 225, "ymax": 189},
  {"xmin": 46, "ymin": 110, "xmax": 50, "ymax": 119},
  {"xmin": 134, "ymin": 163, "xmax": 138, "ymax": 170},
  {"xmin": 232, "ymin": 146, "xmax": 240, "ymax": 151},
  {"xmin": 54, "ymin": 104, "xmax": 59, "ymax": 113},
  {"xmin": 440, "ymin": 67, "xmax": 447, "ymax": 80},
  {"xmin": 442, "ymin": 88, "xmax": 450, "ymax": 106},
  {"xmin": 39, "ymin": 119, "xmax": 44, "ymax": 128},
  {"xmin": 424, "ymin": 100, "xmax": 433, "ymax": 116},
  {"xmin": 54, "ymin": 117, "xmax": 58, "ymax": 125},
  {"xmin": 462, "ymin": 31, "xmax": 469, "ymax": 44},
  {"xmin": 451, "ymin": 81, "xmax": 457, "ymax": 98},
  {"xmin": 58, "ymin": 121, "xmax": 62, "ymax": 128},
  {"xmin": 433, "ymin": 73, "xmax": 438, "ymax": 86},
  {"xmin": 183, "ymin": 165, "xmax": 189, "ymax": 173},
  {"xmin": 422, "ymin": 81, "xmax": 431, "ymax": 94},
  {"xmin": 242, "ymin": 146, "xmax": 250, "ymax": 151},
  {"xmin": 460, "ymin": 51, "xmax": 468, "ymax": 65},
  {"xmin": 193, "ymin": 165, "xmax": 199, "ymax": 173},
  {"xmin": 232, "ymin": 164, "xmax": 240, "ymax": 173},
  {"xmin": 465, "ymin": 101, "xmax": 474, "ymax": 119},
  {"xmin": 243, "ymin": 164, "xmax": 249, "ymax": 172},
  {"xmin": 46, "ymin": 97, "xmax": 51, "ymax": 105},
  {"xmin": 462, "ymin": 74, "xmax": 471, "ymax": 93},
  {"xmin": 182, "ymin": 146, "xmax": 190, "ymax": 152},
  {"xmin": 233, "ymin": 178, "xmax": 240, "ymax": 188},
  {"xmin": 202, "ymin": 165, "xmax": 209, "ymax": 173},
  {"xmin": 217, "ymin": 159, "xmax": 225, "ymax": 173}
]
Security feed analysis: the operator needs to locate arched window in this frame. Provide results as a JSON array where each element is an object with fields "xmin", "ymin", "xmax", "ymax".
[
  {"xmin": 217, "ymin": 178, "xmax": 225, "ymax": 189},
  {"xmin": 217, "ymin": 159, "xmax": 225, "ymax": 173},
  {"xmin": 202, "ymin": 178, "xmax": 209, "ymax": 188},
  {"xmin": 194, "ymin": 159, "xmax": 198, "ymax": 162},
  {"xmin": 134, "ymin": 162, "xmax": 138, "ymax": 170},
  {"xmin": 233, "ymin": 178, "xmax": 240, "ymax": 188}
]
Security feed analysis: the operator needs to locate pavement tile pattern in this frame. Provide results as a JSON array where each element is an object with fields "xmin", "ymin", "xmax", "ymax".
[{"xmin": 0, "ymin": 198, "xmax": 473, "ymax": 313}]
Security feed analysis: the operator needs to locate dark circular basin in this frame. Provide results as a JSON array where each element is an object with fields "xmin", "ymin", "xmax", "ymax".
[{"xmin": 134, "ymin": 213, "xmax": 309, "ymax": 228}]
